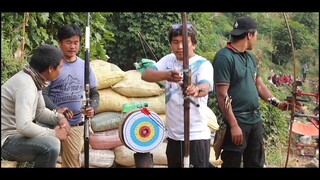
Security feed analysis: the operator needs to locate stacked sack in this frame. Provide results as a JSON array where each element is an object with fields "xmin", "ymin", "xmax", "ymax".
[
  {"xmin": 85, "ymin": 60, "xmax": 166, "ymax": 167},
  {"xmin": 83, "ymin": 59, "xmax": 220, "ymax": 168},
  {"xmin": 79, "ymin": 60, "xmax": 125, "ymax": 168}
]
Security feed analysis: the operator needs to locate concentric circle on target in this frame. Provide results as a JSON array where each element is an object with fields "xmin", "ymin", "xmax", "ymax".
[{"xmin": 119, "ymin": 109, "xmax": 166, "ymax": 153}]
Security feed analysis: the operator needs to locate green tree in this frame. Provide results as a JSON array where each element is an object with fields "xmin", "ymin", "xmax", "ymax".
[
  {"xmin": 292, "ymin": 12, "xmax": 319, "ymax": 34},
  {"xmin": 1, "ymin": 12, "xmax": 114, "ymax": 62},
  {"xmin": 1, "ymin": 12, "xmax": 114, "ymax": 84},
  {"xmin": 1, "ymin": 30, "xmax": 27, "ymax": 85},
  {"xmin": 105, "ymin": 12, "xmax": 180, "ymax": 71},
  {"xmin": 273, "ymin": 19, "xmax": 311, "ymax": 65},
  {"xmin": 105, "ymin": 12, "xmax": 220, "ymax": 69}
]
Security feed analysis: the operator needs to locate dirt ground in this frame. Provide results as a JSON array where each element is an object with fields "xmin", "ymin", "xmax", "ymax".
[
  {"xmin": 285, "ymin": 133, "xmax": 319, "ymax": 168},
  {"xmin": 285, "ymin": 154, "xmax": 319, "ymax": 168}
]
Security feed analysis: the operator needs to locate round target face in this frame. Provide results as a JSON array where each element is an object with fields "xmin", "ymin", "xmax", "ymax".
[{"xmin": 121, "ymin": 110, "xmax": 166, "ymax": 153}]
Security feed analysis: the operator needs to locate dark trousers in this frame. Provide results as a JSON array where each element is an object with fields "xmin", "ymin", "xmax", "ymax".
[
  {"xmin": 166, "ymin": 138, "xmax": 210, "ymax": 168},
  {"xmin": 221, "ymin": 121, "xmax": 265, "ymax": 168},
  {"xmin": 303, "ymin": 73, "xmax": 307, "ymax": 81}
]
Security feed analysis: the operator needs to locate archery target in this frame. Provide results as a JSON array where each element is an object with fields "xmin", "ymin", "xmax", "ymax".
[{"xmin": 119, "ymin": 109, "xmax": 166, "ymax": 153}]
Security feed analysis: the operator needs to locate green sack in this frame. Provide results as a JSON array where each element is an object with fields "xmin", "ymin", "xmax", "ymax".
[
  {"xmin": 134, "ymin": 58, "xmax": 164, "ymax": 88},
  {"xmin": 135, "ymin": 58, "xmax": 156, "ymax": 73}
]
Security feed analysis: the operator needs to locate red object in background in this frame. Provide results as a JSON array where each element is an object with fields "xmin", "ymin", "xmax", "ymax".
[
  {"xmin": 292, "ymin": 121, "xmax": 319, "ymax": 136},
  {"xmin": 296, "ymin": 90, "xmax": 319, "ymax": 105},
  {"xmin": 311, "ymin": 119, "xmax": 319, "ymax": 125}
]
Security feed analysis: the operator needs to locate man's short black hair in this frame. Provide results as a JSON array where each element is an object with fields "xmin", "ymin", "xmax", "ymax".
[
  {"xmin": 29, "ymin": 44, "xmax": 63, "ymax": 73},
  {"xmin": 168, "ymin": 22, "xmax": 197, "ymax": 45},
  {"xmin": 57, "ymin": 24, "xmax": 82, "ymax": 41}
]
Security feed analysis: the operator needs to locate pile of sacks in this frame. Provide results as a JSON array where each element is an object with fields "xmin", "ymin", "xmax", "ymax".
[
  {"xmin": 85, "ymin": 59, "xmax": 221, "ymax": 168},
  {"xmin": 82, "ymin": 60, "xmax": 166, "ymax": 167}
]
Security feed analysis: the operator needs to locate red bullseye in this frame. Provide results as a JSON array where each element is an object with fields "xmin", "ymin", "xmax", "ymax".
[{"xmin": 139, "ymin": 126, "xmax": 151, "ymax": 138}]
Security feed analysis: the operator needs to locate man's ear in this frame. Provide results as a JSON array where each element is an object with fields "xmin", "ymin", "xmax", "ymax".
[
  {"xmin": 48, "ymin": 65, "xmax": 54, "ymax": 73},
  {"xmin": 192, "ymin": 44, "xmax": 196, "ymax": 51},
  {"xmin": 247, "ymin": 33, "xmax": 251, "ymax": 39},
  {"xmin": 57, "ymin": 40, "xmax": 62, "ymax": 48}
]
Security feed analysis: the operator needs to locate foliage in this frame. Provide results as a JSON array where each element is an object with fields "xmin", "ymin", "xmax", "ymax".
[
  {"xmin": 1, "ymin": 12, "xmax": 114, "ymax": 84},
  {"xmin": 1, "ymin": 31, "xmax": 26, "ymax": 85},
  {"xmin": 187, "ymin": 12, "xmax": 219, "ymax": 61},
  {"xmin": 296, "ymin": 45, "xmax": 318, "ymax": 66},
  {"xmin": 273, "ymin": 19, "xmax": 314, "ymax": 65},
  {"xmin": 105, "ymin": 12, "xmax": 225, "ymax": 70},
  {"xmin": 251, "ymin": 13, "xmax": 282, "ymax": 36},
  {"xmin": 224, "ymin": 12, "xmax": 251, "ymax": 20},
  {"xmin": 292, "ymin": 12, "xmax": 319, "ymax": 34},
  {"xmin": 204, "ymin": 13, "xmax": 231, "ymax": 58},
  {"xmin": 264, "ymin": 137, "xmax": 287, "ymax": 167},
  {"xmin": 259, "ymin": 99, "xmax": 288, "ymax": 144},
  {"xmin": 1, "ymin": 13, "xmax": 22, "ymax": 56},
  {"xmin": 105, "ymin": 12, "xmax": 180, "ymax": 71},
  {"xmin": 1, "ymin": 12, "xmax": 114, "ymax": 63},
  {"xmin": 208, "ymin": 91, "xmax": 222, "ymax": 118}
]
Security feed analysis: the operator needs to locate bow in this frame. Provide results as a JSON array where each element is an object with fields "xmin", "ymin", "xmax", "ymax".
[
  {"xmin": 181, "ymin": 12, "xmax": 191, "ymax": 168},
  {"xmin": 283, "ymin": 13, "xmax": 320, "ymax": 167},
  {"xmin": 283, "ymin": 12, "xmax": 297, "ymax": 168},
  {"xmin": 84, "ymin": 12, "xmax": 91, "ymax": 168}
]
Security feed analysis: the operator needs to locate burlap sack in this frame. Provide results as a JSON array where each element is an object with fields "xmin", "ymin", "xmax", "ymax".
[
  {"xmin": 1, "ymin": 160, "xmax": 18, "ymax": 168},
  {"xmin": 114, "ymin": 142, "xmax": 167, "ymax": 167},
  {"xmin": 91, "ymin": 111, "xmax": 123, "ymax": 132},
  {"xmin": 158, "ymin": 114, "xmax": 166, "ymax": 125},
  {"xmin": 129, "ymin": 93, "xmax": 165, "ymax": 114},
  {"xmin": 90, "ymin": 60, "xmax": 125, "ymax": 90},
  {"xmin": 112, "ymin": 70, "xmax": 164, "ymax": 97},
  {"xmin": 80, "ymin": 149, "xmax": 115, "ymax": 168},
  {"xmin": 158, "ymin": 107, "xmax": 219, "ymax": 132},
  {"xmin": 206, "ymin": 106, "xmax": 219, "ymax": 132},
  {"xmin": 96, "ymin": 88, "xmax": 129, "ymax": 113},
  {"xmin": 89, "ymin": 129, "xmax": 123, "ymax": 150}
]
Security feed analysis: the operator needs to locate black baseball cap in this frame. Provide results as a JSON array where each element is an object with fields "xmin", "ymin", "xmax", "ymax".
[{"xmin": 229, "ymin": 16, "xmax": 257, "ymax": 36}]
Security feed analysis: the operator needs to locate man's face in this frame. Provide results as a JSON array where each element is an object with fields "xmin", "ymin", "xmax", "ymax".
[
  {"xmin": 58, "ymin": 35, "xmax": 80, "ymax": 61},
  {"xmin": 48, "ymin": 59, "xmax": 64, "ymax": 81},
  {"xmin": 247, "ymin": 31, "xmax": 258, "ymax": 50},
  {"xmin": 170, "ymin": 35, "xmax": 195, "ymax": 61}
]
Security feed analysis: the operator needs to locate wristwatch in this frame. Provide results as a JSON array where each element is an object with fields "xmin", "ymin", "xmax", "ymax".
[
  {"xmin": 52, "ymin": 109, "xmax": 59, "ymax": 118},
  {"xmin": 53, "ymin": 108, "xmax": 66, "ymax": 121},
  {"xmin": 267, "ymin": 97, "xmax": 280, "ymax": 107}
]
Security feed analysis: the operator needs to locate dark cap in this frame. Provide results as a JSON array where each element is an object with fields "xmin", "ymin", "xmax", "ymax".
[{"xmin": 229, "ymin": 16, "xmax": 257, "ymax": 36}]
